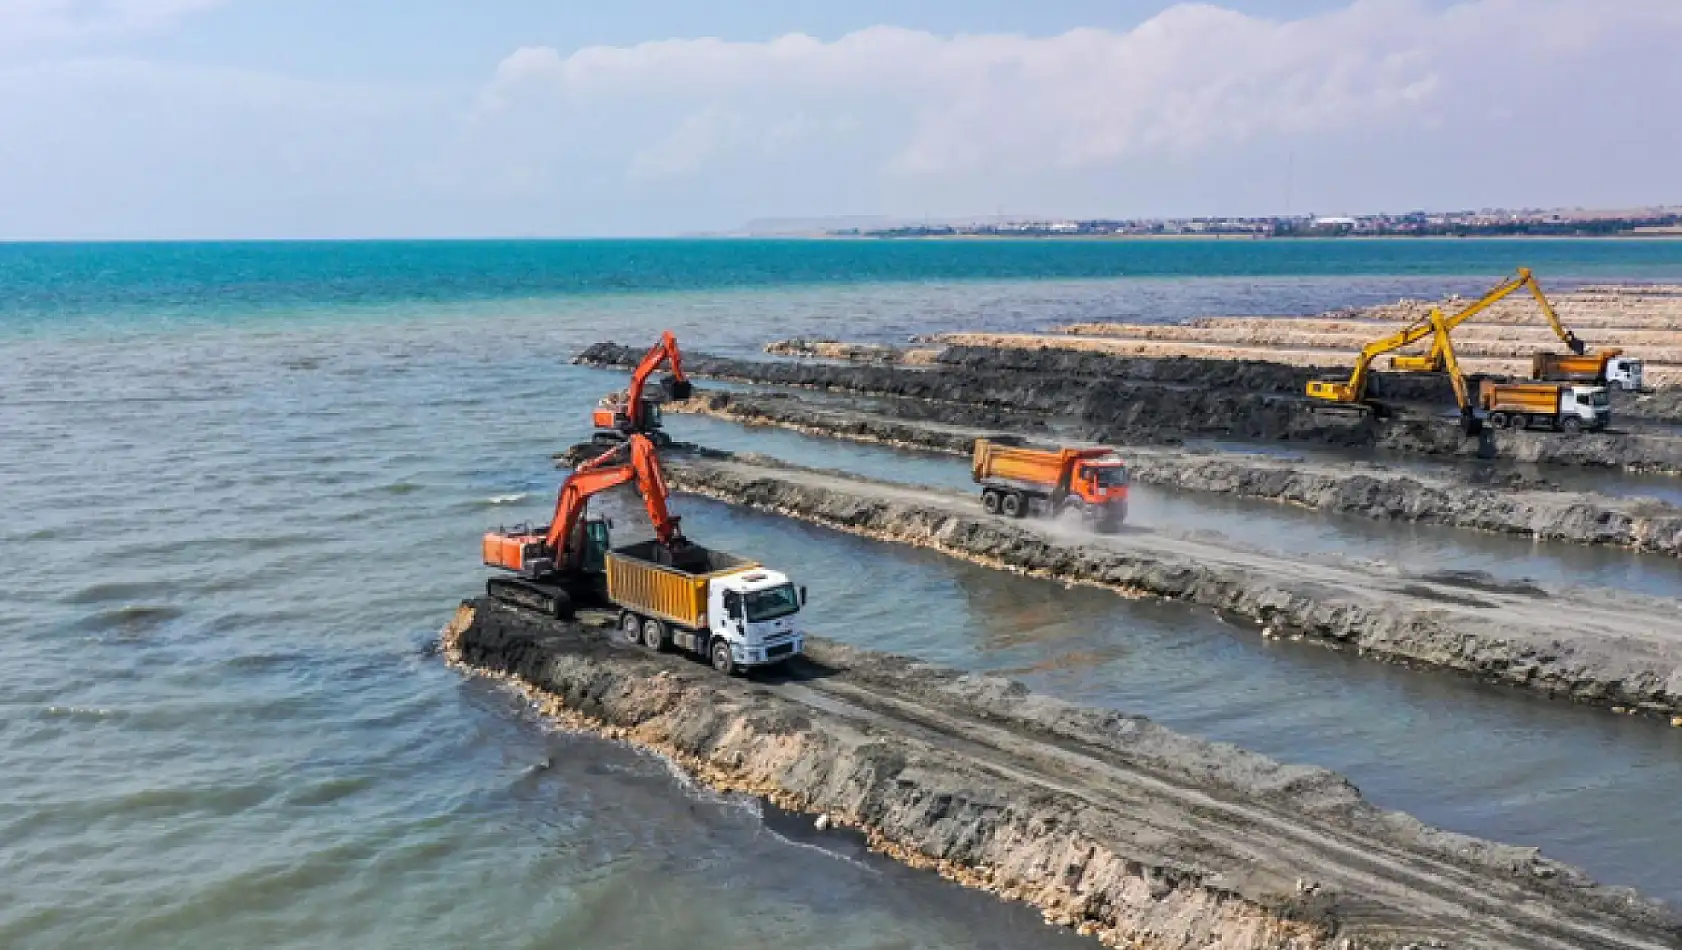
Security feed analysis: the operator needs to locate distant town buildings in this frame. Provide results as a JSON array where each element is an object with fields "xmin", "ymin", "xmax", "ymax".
[{"xmin": 831, "ymin": 206, "xmax": 1682, "ymax": 239}]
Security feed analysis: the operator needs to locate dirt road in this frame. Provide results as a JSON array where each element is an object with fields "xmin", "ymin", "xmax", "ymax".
[{"xmin": 445, "ymin": 601, "xmax": 1682, "ymax": 950}]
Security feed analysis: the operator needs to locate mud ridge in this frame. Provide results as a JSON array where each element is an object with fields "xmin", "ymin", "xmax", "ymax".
[
  {"xmin": 669, "ymin": 391, "xmax": 1682, "ymax": 558},
  {"xmin": 657, "ymin": 451, "xmax": 1682, "ymax": 718},
  {"xmin": 443, "ymin": 602, "xmax": 1679, "ymax": 950},
  {"xmin": 773, "ymin": 340, "xmax": 1682, "ymax": 425},
  {"xmin": 576, "ymin": 343, "xmax": 1682, "ymax": 471}
]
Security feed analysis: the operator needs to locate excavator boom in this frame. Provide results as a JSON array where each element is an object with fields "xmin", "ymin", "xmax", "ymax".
[
  {"xmin": 1391, "ymin": 268, "xmax": 1584, "ymax": 372},
  {"xmin": 485, "ymin": 434, "xmax": 684, "ymax": 582},
  {"xmin": 1314, "ymin": 268, "xmax": 1596, "ymax": 407},
  {"xmin": 1306, "ymin": 311, "xmax": 1443, "ymax": 405}
]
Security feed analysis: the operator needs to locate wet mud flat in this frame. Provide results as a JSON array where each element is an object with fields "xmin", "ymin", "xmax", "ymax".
[
  {"xmin": 664, "ymin": 389, "xmax": 1682, "ymax": 559},
  {"xmin": 645, "ymin": 450, "xmax": 1682, "ymax": 719},
  {"xmin": 574, "ymin": 344, "xmax": 1682, "ymax": 473},
  {"xmin": 443, "ymin": 600, "xmax": 1680, "ymax": 950}
]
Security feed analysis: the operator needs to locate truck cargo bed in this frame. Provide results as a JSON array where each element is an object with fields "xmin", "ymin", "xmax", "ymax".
[
  {"xmin": 606, "ymin": 541, "xmax": 760, "ymax": 630},
  {"xmin": 612, "ymin": 540, "xmax": 755, "ymax": 575}
]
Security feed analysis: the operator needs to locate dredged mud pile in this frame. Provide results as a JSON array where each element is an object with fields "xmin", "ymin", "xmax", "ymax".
[
  {"xmin": 764, "ymin": 338, "xmax": 942, "ymax": 364},
  {"xmin": 657, "ymin": 451, "xmax": 1682, "ymax": 717},
  {"xmin": 576, "ymin": 343, "xmax": 1682, "ymax": 471},
  {"xmin": 443, "ymin": 601, "xmax": 1681, "ymax": 950},
  {"xmin": 668, "ymin": 390, "xmax": 1682, "ymax": 558}
]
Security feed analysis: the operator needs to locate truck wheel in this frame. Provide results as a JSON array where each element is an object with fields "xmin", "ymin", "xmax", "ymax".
[
  {"xmin": 640, "ymin": 617, "xmax": 668, "ymax": 652},
  {"xmin": 1488, "ymin": 412, "xmax": 1507, "ymax": 429},
  {"xmin": 710, "ymin": 640, "xmax": 737, "ymax": 676},
  {"xmin": 1001, "ymin": 492, "xmax": 1024, "ymax": 518},
  {"xmin": 619, "ymin": 611, "xmax": 641, "ymax": 644},
  {"xmin": 1561, "ymin": 417, "xmax": 1582, "ymax": 434},
  {"xmin": 981, "ymin": 489, "xmax": 1001, "ymax": 514}
]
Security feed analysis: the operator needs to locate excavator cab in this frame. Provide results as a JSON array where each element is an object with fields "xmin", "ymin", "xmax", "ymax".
[{"xmin": 581, "ymin": 519, "xmax": 612, "ymax": 574}]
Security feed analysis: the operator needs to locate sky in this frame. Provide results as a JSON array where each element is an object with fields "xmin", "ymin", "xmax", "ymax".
[{"xmin": 2, "ymin": 0, "xmax": 1680, "ymax": 239}]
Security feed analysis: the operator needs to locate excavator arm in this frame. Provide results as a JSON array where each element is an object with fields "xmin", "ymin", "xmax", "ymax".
[
  {"xmin": 623, "ymin": 331, "xmax": 690, "ymax": 431},
  {"xmin": 1391, "ymin": 268, "xmax": 1584, "ymax": 371},
  {"xmin": 541, "ymin": 434, "xmax": 683, "ymax": 568},
  {"xmin": 1521, "ymin": 269, "xmax": 1585, "ymax": 355},
  {"xmin": 1424, "ymin": 309, "xmax": 1487, "ymax": 436},
  {"xmin": 1306, "ymin": 314, "xmax": 1442, "ymax": 404}
]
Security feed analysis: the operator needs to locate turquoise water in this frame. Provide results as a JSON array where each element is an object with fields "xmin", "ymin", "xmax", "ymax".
[
  {"xmin": 5, "ymin": 240, "xmax": 1682, "ymax": 948},
  {"xmin": 8, "ymin": 238, "xmax": 1682, "ymax": 335}
]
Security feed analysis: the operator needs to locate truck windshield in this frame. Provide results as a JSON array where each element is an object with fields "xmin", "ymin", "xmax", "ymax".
[
  {"xmin": 1086, "ymin": 465, "xmax": 1129, "ymax": 487},
  {"xmin": 1591, "ymin": 390, "xmax": 1610, "ymax": 407},
  {"xmin": 745, "ymin": 584, "xmax": 801, "ymax": 622}
]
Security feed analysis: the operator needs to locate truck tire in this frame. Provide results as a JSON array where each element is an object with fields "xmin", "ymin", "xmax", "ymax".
[
  {"xmin": 619, "ymin": 611, "xmax": 642, "ymax": 645},
  {"xmin": 710, "ymin": 640, "xmax": 737, "ymax": 676},
  {"xmin": 1488, "ymin": 412, "xmax": 1508, "ymax": 429},
  {"xmin": 640, "ymin": 617, "xmax": 669, "ymax": 652},
  {"xmin": 1561, "ymin": 417, "xmax": 1582, "ymax": 434},
  {"xmin": 1001, "ymin": 492, "xmax": 1024, "ymax": 518},
  {"xmin": 981, "ymin": 489, "xmax": 1001, "ymax": 514}
]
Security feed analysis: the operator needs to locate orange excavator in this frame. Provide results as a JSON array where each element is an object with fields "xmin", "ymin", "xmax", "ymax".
[
  {"xmin": 591, "ymin": 331, "xmax": 693, "ymax": 445},
  {"xmin": 483, "ymin": 434, "xmax": 684, "ymax": 617}
]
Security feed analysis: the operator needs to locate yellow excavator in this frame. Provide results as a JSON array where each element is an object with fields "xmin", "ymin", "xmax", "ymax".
[
  {"xmin": 1388, "ymin": 267, "xmax": 1589, "ymax": 373},
  {"xmin": 1306, "ymin": 308, "xmax": 1484, "ymax": 434}
]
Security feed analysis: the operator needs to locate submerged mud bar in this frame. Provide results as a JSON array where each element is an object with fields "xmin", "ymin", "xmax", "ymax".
[{"xmin": 443, "ymin": 601, "xmax": 1682, "ymax": 950}]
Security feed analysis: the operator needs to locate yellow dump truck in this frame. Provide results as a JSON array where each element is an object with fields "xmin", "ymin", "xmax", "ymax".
[
  {"xmin": 1479, "ymin": 380, "xmax": 1610, "ymax": 433},
  {"xmin": 605, "ymin": 540, "xmax": 806, "ymax": 675}
]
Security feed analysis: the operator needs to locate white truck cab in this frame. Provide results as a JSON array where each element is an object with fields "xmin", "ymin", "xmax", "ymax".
[
  {"xmin": 1605, "ymin": 357, "xmax": 1644, "ymax": 391},
  {"xmin": 1561, "ymin": 385, "xmax": 1612, "ymax": 430},
  {"xmin": 709, "ymin": 570, "xmax": 806, "ymax": 670}
]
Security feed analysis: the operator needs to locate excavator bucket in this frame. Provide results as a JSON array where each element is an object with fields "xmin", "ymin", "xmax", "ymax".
[
  {"xmin": 1460, "ymin": 409, "xmax": 1484, "ymax": 437},
  {"xmin": 659, "ymin": 374, "xmax": 693, "ymax": 401}
]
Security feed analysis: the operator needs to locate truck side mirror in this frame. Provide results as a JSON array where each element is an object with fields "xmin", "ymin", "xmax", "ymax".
[{"xmin": 799, "ymin": 585, "xmax": 808, "ymax": 605}]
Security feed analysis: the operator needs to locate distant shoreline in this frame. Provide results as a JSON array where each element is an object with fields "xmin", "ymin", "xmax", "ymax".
[{"xmin": 803, "ymin": 232, "xmax": 1682, "ymax": 242}]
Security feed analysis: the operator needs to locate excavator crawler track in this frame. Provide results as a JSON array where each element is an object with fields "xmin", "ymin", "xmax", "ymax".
[{"xmin": 487, "ymin": 577, "xmax": 573, "ymax": 619}]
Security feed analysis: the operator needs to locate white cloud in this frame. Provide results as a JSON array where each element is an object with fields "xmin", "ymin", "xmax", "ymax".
[
  {"xmin": 3, "ymin": 0, "xmax": 1682, "ymax": 237},
  {"xmin": 0, "ymin": 0, "xmax": 224, "ymax": 51},
  {"xmin": 473, "ymin": 0, "xmax": 1682, "ymax": 190}
]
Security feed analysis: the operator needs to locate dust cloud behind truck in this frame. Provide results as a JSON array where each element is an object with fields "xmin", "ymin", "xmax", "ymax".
[{"xmin": 971, "ymin": 438, "xmax": 1129, "ymax": 530}]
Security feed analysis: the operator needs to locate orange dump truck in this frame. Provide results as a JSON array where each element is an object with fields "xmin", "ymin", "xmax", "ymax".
[
  {"xmin": 1478, "ymin": 379, "xmax": 1610, "ymax": 433},
  {"xmin": 1531, "ymin": 351, "xmax": 1644, "ymax": 391},
  {"xmin": 971, "ymin": 438, "xmax": 1128, "ymax": 530}
]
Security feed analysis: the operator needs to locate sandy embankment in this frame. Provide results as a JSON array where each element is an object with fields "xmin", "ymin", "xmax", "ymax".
[
  {"xmin": 444, "ymin": 600, "xmax": 1682, "ymax": 950},
  {"xmin": 920, "ymin": 284, "xmax": 1682, "ymax": 388}
]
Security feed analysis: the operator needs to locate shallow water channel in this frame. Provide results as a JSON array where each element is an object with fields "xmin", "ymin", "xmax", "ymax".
[{"xmin": 680, "ymin": 413, "xmax": 1682, "ymax": 602}]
